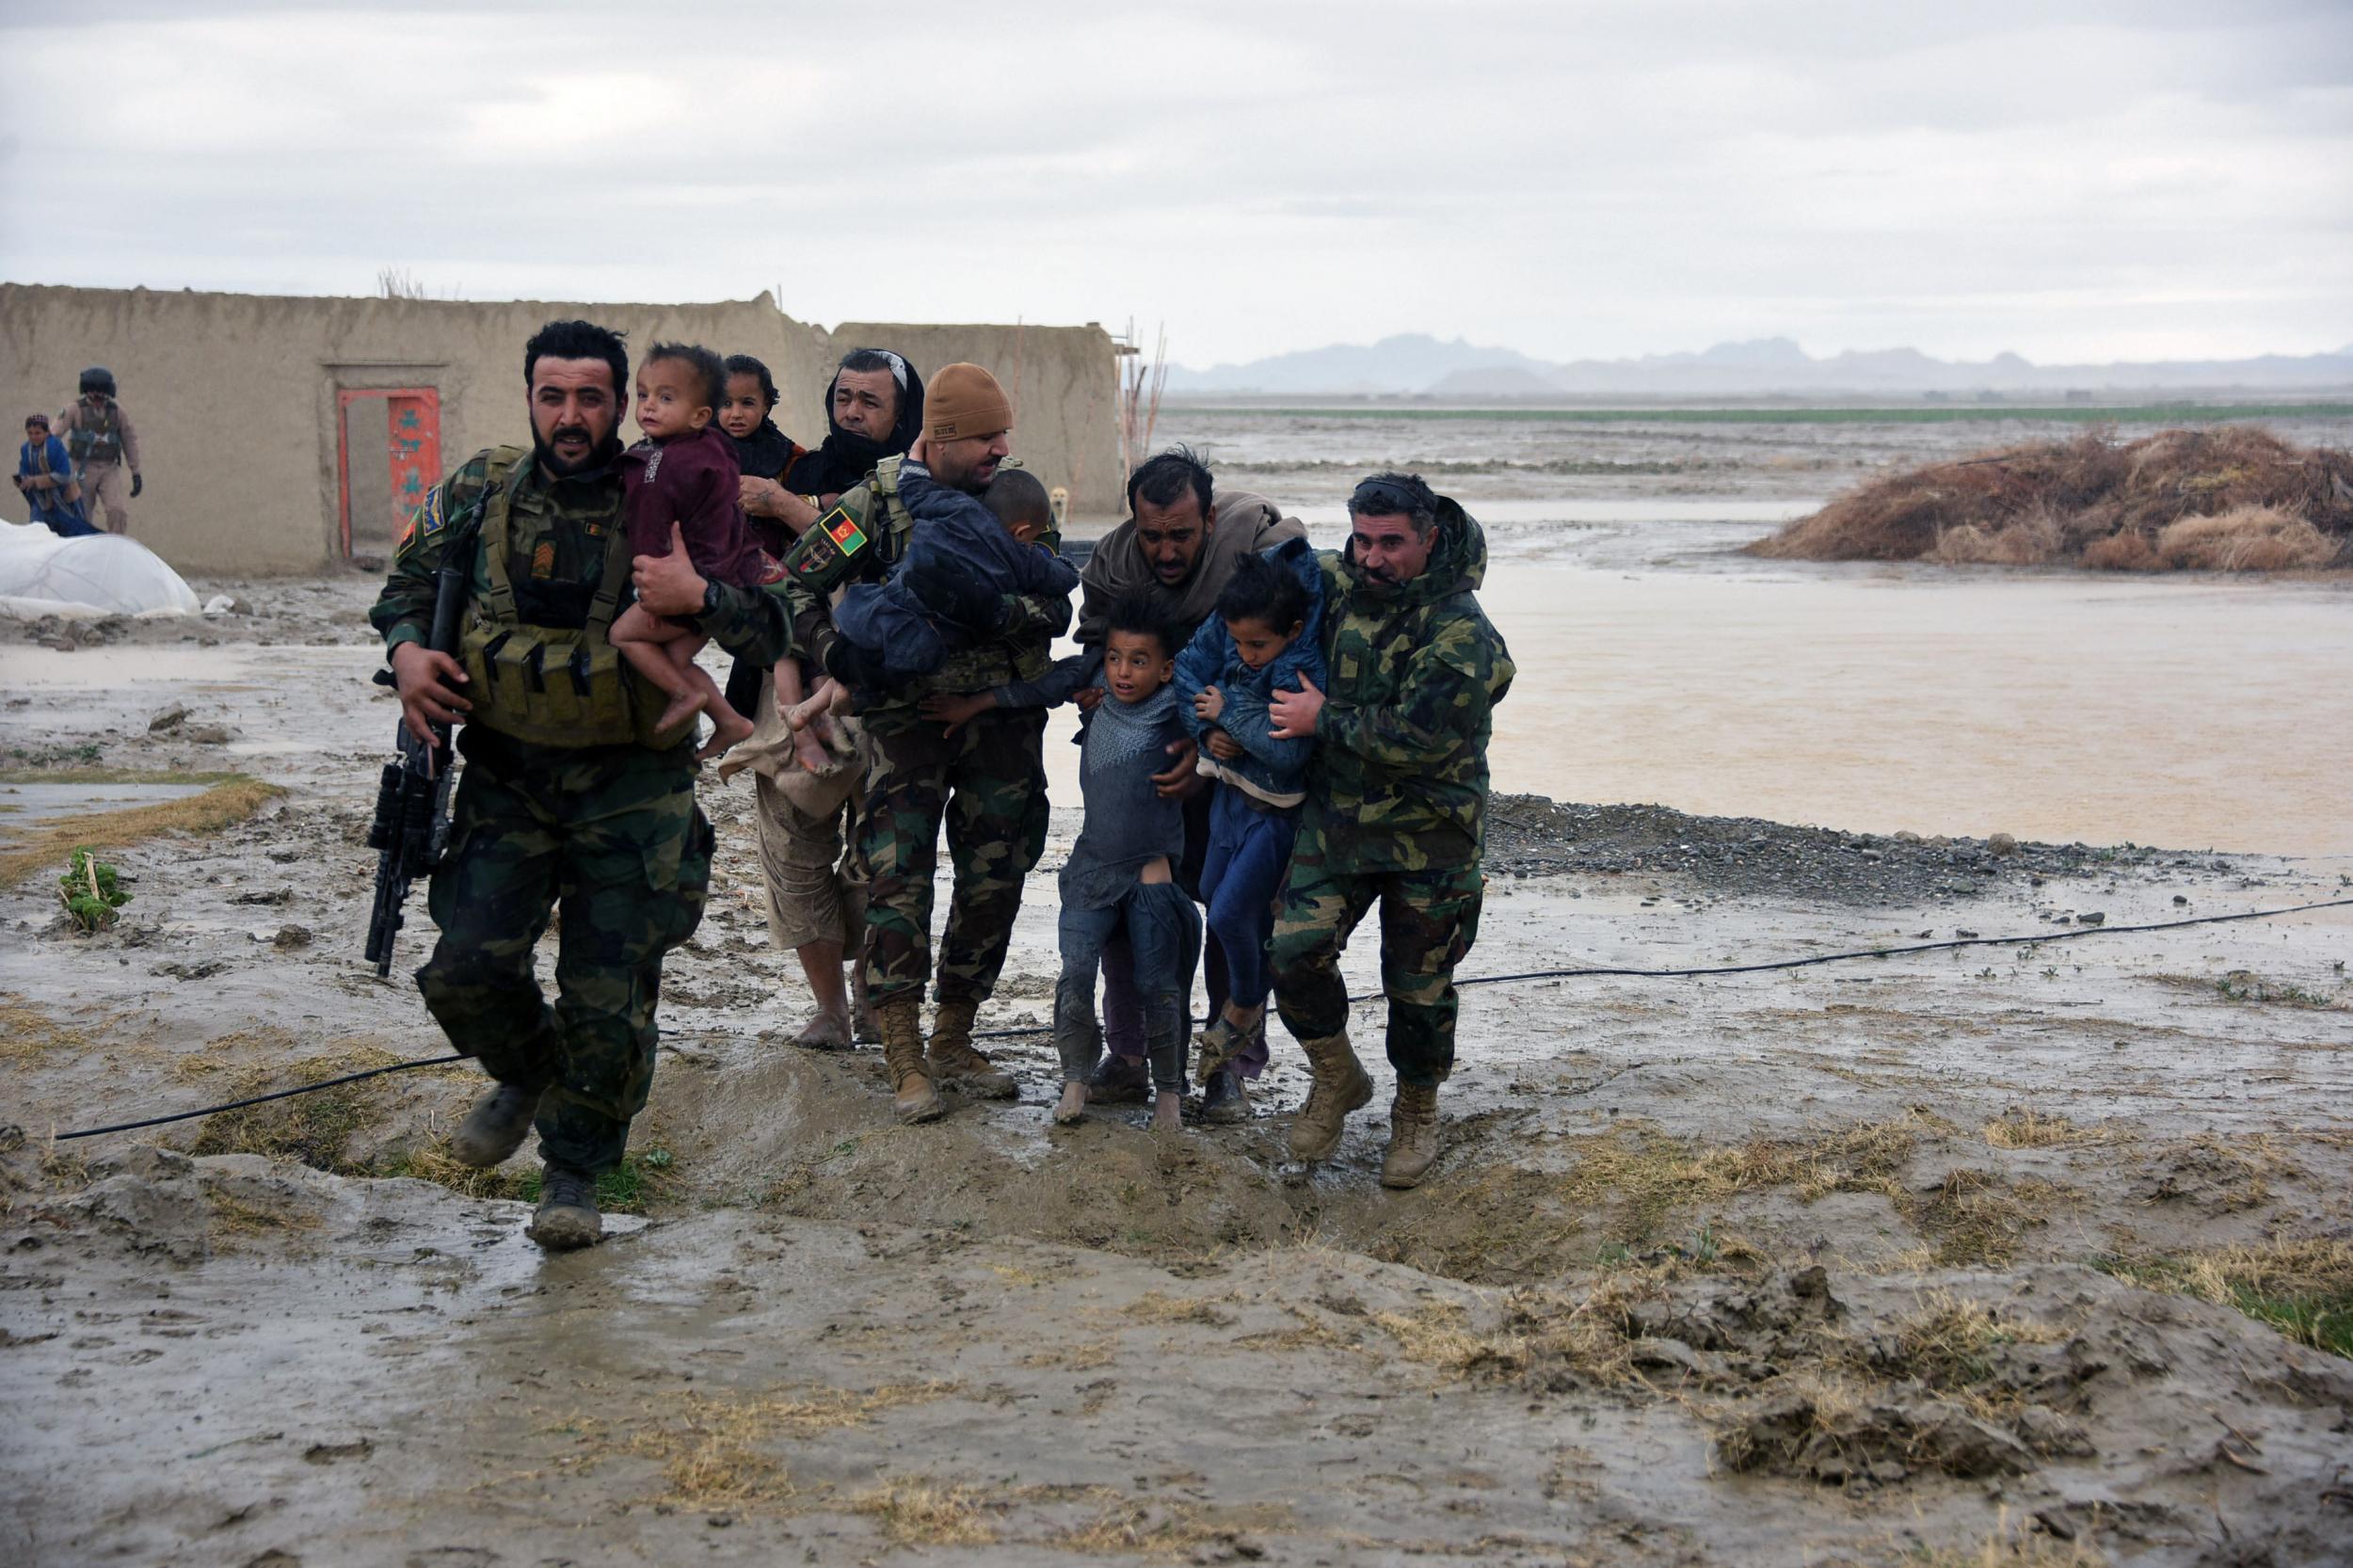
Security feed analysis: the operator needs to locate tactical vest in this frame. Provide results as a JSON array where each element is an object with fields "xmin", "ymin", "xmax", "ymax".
[
  {"xmin": 66, "ymin": 401, "xmax": 121, "ymax": 467},
  {"xmin": 454, "ymin": 447, "xmax": 691, "ymax": 751}
]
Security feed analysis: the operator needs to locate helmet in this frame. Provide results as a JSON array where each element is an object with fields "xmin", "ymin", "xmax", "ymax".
[{"xmin": 79, "ymin": 366, "xmax": 116, "ymax": 397}]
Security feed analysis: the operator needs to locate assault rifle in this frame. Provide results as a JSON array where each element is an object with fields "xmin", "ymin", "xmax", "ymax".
[{"xmin": 363, "ymin": 527, "xmax": 479, "ymax": 977}]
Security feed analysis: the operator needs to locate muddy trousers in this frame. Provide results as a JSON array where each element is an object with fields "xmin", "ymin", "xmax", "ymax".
[
  {"xmin": 1269, "ymin": 856, "xmax": 1483, "ymax": 1088},
  {"xmin": 1055, "ymin": 882, "xmax": 1200, "ymax": 1090},
  {"xmin": 857, "ymin": 707, "xmax": 1048, "ymax": 1008},
  {"xmin": 1102, "ymin": 784, "xmax": 1216, "ymax": 1060},
  {"xmin": 416, "ymin": 731, "xmax": 711, "ymax": 1174}
]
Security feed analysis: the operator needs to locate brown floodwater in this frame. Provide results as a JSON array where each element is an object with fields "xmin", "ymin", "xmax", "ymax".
[{"xmin": 1054, "ymin": 499, "xmax": 2352, "ymax": 857}]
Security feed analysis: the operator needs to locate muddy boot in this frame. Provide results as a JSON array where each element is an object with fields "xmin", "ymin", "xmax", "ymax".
[
  {"xmin": 851, "ymin": 968, "xmax": 880, "ymax": 1044},
  {"xmin": 1288, "ymin": 1031, "xmax": 1373, "ymax": 1163},
  {"xmin": 1199, "ymin": 1065, "xmax": 1251, "ymax": 1124},
  {"xmin": 1380, "ymin": 1082, "xmax": 1441, "ymax": 1190},
  {"xmin": 879, "ymin": 998, "xmax": 946, "ymax": 1125},
  {"xmin": 450, "ymin": 1081, "xmax": 543, "ymax": 1169},
  {"xmin": 1085, "ymin": 1053, "xmax": 1151, "ymax": 1105},
  {"xmin": 925, "ymin": 995, "xmax": 1016, "ymax": 1099},
  {"xmin": 526, "ymin": 1164, "xmax": 602, "ymax": 1250}
]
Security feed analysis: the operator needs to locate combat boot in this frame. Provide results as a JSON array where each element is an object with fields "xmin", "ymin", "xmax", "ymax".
[
  {"xmin": 879, "ymin": 998, "xmax": 947, "ymax": 1124},
  {"xmin": 527, "ymin": 1164, "xmax": 602, "ymax": 1250},
  {"xmin": 450, "ymin": 1081, "xmax": 544, "ymax": 1168},
  {"xmin": 926, "ymin": 995, "xmax": 1016, "ymax": 1099},
  {"xmin": 1380, "ymin": 1082, "xmax": 1441, "ymax": 1189},
  {"xmin": 1288, "ymin": 1031, "xmax": 1373, "ymax": 1163}
]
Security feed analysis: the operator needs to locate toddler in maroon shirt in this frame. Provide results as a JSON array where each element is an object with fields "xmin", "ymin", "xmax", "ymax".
[{"xmin": 607, "ymin": 343, "xmax": 781, "ymax": 759}]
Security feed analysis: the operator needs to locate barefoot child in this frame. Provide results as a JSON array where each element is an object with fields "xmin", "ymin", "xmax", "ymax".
[
  {"xmin": 1051, "ymin": 597, "xmax": 1200, "ymax": 1131},
  {"xmin": 1172, "ymin": 541, "xmax": 1327, "ymax": 1115},
  {"xmin": 606, "ymin": 343, "xmax": 777, "ymax": 759}
]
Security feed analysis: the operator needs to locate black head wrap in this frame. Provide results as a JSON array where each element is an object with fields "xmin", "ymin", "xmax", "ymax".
[
  {"xmin": 722, "ymin": 354, "xmax": 799, "ymax": 480},
  {"xmin": 786, "ymin": 350, "xmax": 925, "ymax": 495}
]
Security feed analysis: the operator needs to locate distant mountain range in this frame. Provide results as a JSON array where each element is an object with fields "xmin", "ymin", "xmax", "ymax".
[{"xmin": 1160, "ymin": 333, "xmax": 2353, "ymax": 398}]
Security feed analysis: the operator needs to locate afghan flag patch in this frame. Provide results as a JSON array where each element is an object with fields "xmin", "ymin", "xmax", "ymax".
[{"xmin": 823, "ymin": 505, "xmax": 868, "ymax": 554}]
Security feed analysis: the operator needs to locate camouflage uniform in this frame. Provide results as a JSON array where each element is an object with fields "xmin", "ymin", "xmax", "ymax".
[
  {"xmin": 371, "ymin": 445, "xmax": 789, "ymax": 1173},
  {"xmin": 1269, "ymin": 496, "xmax": 1514, "ymax": 1086},
  {"xmin": 785, "ymin": 458, "xmax": 1069, "ymax": 1007}
]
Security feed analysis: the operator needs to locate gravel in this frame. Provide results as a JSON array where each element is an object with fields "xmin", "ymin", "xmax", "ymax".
[{"xmin": 1483, "ymin": 793, "xmax": 2243, "ymax": 906}]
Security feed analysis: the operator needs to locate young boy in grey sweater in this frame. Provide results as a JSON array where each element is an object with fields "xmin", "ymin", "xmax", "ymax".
[{"xmin": 1051, "ymin": 597, "xmax": 1201, "ymax": 1131}]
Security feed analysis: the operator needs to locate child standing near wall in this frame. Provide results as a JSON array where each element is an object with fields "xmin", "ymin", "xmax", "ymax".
[
  {"xmin": 606, "ymin": 342, "xmax": 779, "ymax": 760},
  {"xmin": 1051, "ymin": 597, "xmax": 1200, "ymax": 1131},
  {"xmin": 1172, "ymin": 541, "xmax": 1327, "ymax": 1119}
]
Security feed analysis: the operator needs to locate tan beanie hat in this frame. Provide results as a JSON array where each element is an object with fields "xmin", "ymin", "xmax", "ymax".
[{"xmin": 925, "ymin": 362, "xmax": 1013, "ymax": 440}]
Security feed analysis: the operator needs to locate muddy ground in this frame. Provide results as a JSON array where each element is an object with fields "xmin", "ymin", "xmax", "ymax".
[{"xmin": 3, "ymin": 573, "xmax": 2351, "ymax": 1568}]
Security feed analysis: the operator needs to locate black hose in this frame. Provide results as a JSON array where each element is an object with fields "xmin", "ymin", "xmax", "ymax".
[{"xmin": 46, "ymin": 896, "xmax": 2353, "ymax": 1143}]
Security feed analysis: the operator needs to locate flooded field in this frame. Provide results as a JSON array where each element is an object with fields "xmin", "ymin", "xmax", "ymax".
[{"xmin": 5, "ymin": 407, "xmax": 2352, "ymax": 1567}]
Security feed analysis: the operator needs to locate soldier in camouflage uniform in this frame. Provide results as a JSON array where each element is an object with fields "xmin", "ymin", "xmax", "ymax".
[
  {"xmin": 782, "ymin": 363, "xmax": 1070, "ymax": 1124},
  {"xmin": 1266, "ymin": 472, "xmax": 1513, "ymax": 1188},
  {"xmin": 371, "ymin": 320, "xmax": 789, "ymax": 1249}
]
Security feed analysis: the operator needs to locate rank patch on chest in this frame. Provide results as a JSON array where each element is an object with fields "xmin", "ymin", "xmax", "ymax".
[{"xmin": 530, "ymin": 539, "xmax": 557, "ymax": 579}]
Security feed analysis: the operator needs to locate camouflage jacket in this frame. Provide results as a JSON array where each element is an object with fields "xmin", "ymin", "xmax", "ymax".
[
  {"xmin": 370, "ymin": 445, "xmax": 790, "ymax": 664},
  {"xmin": 1305, "ymin": 497, "xmax": 1513, "ymax": 872},
  {"xmin": 783, "ymin": 459, "xmax": 1073, "ymax": 734}
]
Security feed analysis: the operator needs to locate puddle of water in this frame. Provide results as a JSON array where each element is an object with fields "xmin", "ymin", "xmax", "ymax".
[{"xmin": 0, "ymin": 780, "xmax": 213, "ymax": 842}]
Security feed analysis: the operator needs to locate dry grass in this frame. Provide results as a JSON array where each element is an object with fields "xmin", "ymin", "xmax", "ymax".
[
  {"xmin": 552, "ymin": 1383, "xmax": 959, "ymax": 1512},
  {"xmin": 1371, "ymin": 1268, "xmax": 1680, "ymax": 1389},
  {"xmin": 850, "ymin": 1480, "xmax": 997, "ymax": 1546},
  {"xmin": 1881, "ymin": 1290, "xmax": 2064, "ymax": 1412},
  {"xmin": 186, "ymin": 1045, "xmax": 410, "ymax": 1172},
  {"xmin": 1981, "ymin": 1108, "xmax": 2116, "ymax": 1150},
  {"xmin": 0, "ymin": 993, "xmax": 103, "ymax": 1064},
  {"xmin": 0, "ymin": 775, "xmax": 284, "ymax": 887},
  {"xmin": 2100, "ymin": 1239, "xmax": 2353, "ymax": 1357},
  {"xmin": 1048, "ymin": 1497, "xmax": 1292, "ymax": 1557},
  {"xmin": 1749, "ymin": 425, "xmax": 2353, "ymax": 572},
  {"xmin": 1120, "ymin": 1291, "xmax": 1238, "ymax": 1327},
  {"xmin": 1906, "ymin": 1170, "xmax": 2069, "ymax": 1268}
]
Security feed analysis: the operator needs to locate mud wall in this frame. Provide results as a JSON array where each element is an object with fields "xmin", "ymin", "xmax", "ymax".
[{"xmin": 0, "ymin": 284, "xmax": 1122, "ymax": 574}]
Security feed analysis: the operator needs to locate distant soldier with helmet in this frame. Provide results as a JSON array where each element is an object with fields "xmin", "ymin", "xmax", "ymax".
[{"xmin": 53, "ymin": 367, "xmax": 142, "ymax": 536}]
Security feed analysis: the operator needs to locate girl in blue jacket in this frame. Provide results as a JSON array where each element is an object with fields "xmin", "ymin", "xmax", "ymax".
[{"xmin": 1172, "ymin": 537, "xmax": 1327, "ymax": 1116}]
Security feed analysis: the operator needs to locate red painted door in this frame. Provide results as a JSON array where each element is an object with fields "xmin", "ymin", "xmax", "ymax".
[{"xmin": 339, "ymin": 387, "xmax": 441, "ymax": 557}]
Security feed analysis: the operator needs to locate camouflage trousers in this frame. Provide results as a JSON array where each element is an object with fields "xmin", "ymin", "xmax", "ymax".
[
  {"xmin": 1269, "ymin": 841, "xmax": 1485, "ymax": 1087},
  {"xmin": 417, "ymin": 729, "xmax": 711, "ymax": 1173},
  {"xmin": 857, "ymin": 706, "xmax": 1048, "ymax": 1006}
]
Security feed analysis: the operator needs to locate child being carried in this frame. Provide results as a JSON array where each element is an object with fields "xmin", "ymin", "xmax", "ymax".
[
  {"xmin": 1173, "ymin": 541, "xmax": 1327, "ymax": 1116},
  {"xmin": 606, "ymin": 342, "xmax": 782, "ymax": 760},
  {"xmin": 790, "ymin": 458, "xmax": 1076, "ymax": 735}
]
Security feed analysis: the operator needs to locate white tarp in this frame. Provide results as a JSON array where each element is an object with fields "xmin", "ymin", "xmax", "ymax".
[{"xmin": 0, "ymin": 521, "xmax": 201, "ymax": 619}]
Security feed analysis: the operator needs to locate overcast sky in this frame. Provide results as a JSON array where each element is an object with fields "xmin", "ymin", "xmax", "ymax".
[{"xmin": 4, "ymin": 0, "xmax": 2348, "ymax": 368}]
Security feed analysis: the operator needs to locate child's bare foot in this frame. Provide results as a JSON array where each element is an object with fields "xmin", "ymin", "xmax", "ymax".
[
  {"xmin": 1053, "ymin": 1082, "xmax": 1088, "ymax": 1126},
  {"xmin": 1150, "ymin": 1090, "xmax": 1184, "ymax": 1133},
  {"xmin": 785, "ymin": 683, "xmax": 836, "ymax": 731},
  {"xmin": 657, "ymin": 688, "xmax": 709, "ymax": 736},
  {"xmin": 790, "ymin": 722, "xmax": 834, "ymax": 774},
  {"xmin": 696, "ymin": 705, "xmax": 756, "ymax": 761}
]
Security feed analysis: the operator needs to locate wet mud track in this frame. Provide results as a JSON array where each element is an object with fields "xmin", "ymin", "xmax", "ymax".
[{"xmin": 4, "ymin": 574, "xmax": 2352, "ymax": 1565}]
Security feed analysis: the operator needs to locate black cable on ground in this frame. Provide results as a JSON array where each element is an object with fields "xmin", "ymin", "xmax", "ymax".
[
  {"xmin": 52, "ymin": 1055, "xmax": 468, "ymax": 1143},
  {"xmin": 45, "ymin": 896, "xmax": 2353, "ymax": 1143}
]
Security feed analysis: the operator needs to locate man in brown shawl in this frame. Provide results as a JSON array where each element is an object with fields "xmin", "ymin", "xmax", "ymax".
[{"xmin": 1074, "ymin": 446, "xmax": 1305, "ymax": 1119}]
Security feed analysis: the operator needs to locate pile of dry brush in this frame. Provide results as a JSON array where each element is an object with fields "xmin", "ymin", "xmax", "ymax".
[{"xmin": 1748, "ymin": 426, "xmax": 2353, "ymax": 571}]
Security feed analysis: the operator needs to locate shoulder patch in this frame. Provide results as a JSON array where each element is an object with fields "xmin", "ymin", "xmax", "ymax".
[{"xmin": 396, "ymin": 482, "xmax": 447, "ymax": 557}]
